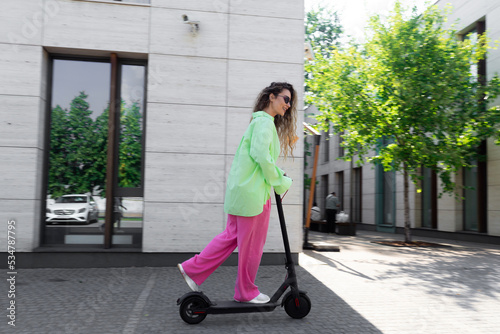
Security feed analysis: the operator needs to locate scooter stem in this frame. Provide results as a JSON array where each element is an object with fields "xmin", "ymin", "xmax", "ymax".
[{"xmin": 274, "ymin": 191, "xmax": 294, "ymax": 266}]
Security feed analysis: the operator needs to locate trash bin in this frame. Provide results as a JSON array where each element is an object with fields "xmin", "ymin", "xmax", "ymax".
[{"xmin": 335, "ymin": 212, "xmax": 355, "ymax": 235}]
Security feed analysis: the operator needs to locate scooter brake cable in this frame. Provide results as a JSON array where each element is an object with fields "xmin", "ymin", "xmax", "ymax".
[{"xmin": 281, "ymin": 190, "xmax": 289, "ymax": 201}]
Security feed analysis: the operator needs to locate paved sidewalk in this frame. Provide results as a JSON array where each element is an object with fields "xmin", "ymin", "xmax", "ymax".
[{"xmin": 3, "ymin": 230, "xmax": 500, "ymax": 333}]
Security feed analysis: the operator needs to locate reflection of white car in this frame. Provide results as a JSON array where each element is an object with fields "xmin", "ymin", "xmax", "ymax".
[{"xmin": 46, "ymin": 194, "xmax": 99, "ymax": 225}]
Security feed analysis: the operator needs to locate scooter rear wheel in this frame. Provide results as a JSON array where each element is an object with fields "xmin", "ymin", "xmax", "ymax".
[
  {"xmin": 284, "ymin": 292, "xmax": 311, "ymax": 319},
  {"xmin": 179, "ymin": 295, "xmax": 208, "ymax": 324}
]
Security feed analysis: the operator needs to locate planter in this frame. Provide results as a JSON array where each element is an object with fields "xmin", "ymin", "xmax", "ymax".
[{"xmin": 337, "ymin": 222, "xmax": 356, "ymax": 236}]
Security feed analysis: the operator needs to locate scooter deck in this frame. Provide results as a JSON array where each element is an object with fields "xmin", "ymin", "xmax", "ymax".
[{"xmin": 205, "ymin": 300, "xmax": 280, "ymax": 314}]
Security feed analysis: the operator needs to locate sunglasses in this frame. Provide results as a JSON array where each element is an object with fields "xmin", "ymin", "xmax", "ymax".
[{"xmin": 277, "ymin": 95, "xmax": 291, "ymax": 105}]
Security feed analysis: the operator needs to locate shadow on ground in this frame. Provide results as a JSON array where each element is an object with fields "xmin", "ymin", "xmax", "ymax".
[
  {"xmin": 142, "ymin": 265, "xmax": 382, "ymax": 334},
  {"xmin": 10, "ymin": 265, "xmax": 382, "ymax": 334}
]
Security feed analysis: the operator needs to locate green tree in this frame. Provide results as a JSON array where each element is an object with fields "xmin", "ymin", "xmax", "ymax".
[
  {"xmin": 305, "ymin": 6, "xmax": 344, "ymax": 93},
  {"xmin": 118, "ymin": 101, "xmax": 142, "ymax": 188},
  {"xmin": 48, "ymin": 105, "xmax": 70, "ymax": 197},
  {"xmin": 48, "ymin": 94, "xmax": 143, "ymax": 198},
  {"xmin": 306, "ymin": 2, "xmax": 500, "ymax": 242},
  {"xmin": 48, "ymin": 92, "xmax": 109, "ymax": 197},
  {"xmin": 305, "ymin": 6, "xmax": 343, "ymax": 59},
  {"xmin": 88, "ymin": 106, "xmax": 109, "ymax": 195},
  {"xmin": 304, "ymin": 7, "xmax": 344, "ymax": 200},
  {"xmin": 65, "ymin": 92, "xmax": 99, "ymax": 194}
]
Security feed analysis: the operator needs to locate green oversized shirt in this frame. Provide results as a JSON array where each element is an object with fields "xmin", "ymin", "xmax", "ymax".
[{"xmin": 224, "ymin": 111, "xmax": 293, "ymax": 217}]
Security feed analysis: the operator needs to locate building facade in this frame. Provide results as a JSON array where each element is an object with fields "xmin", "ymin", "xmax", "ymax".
[
  {"xmin": 0, "ymin": 0, "xmax": 305, "ymax": 267},
  {"xmin": 305, "ymin": 0, "xmax": 500, "ymax": 242}
]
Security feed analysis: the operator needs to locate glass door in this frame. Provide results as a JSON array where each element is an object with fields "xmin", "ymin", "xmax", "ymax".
[
  {"xmin": 43, "ymin": 57, "xmax": 146, "ymax": 248},
  {"xmin": 44, "ymin": 59, "xmax": 110, "ymax": 246}
]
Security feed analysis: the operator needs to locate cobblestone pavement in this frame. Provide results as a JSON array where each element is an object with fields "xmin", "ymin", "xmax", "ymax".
[{"xmin": 3, "ymin": 230, "xmax": 500, "ymax": 333}]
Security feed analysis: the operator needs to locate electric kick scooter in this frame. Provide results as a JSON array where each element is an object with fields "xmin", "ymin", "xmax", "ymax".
[{"xmin": 177, "ymin": 191, "xmax": 311, "ymax": 324}]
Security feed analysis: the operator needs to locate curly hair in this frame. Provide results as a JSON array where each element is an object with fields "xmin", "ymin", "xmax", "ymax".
[{"xmin": 252, "ymin": 82, "xmax": 298, "ymax": 158}]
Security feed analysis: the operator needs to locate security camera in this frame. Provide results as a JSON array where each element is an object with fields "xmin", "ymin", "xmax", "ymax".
[{"xmin": 182, "ymin": 14, "xmax": 200, "ymax": 36}]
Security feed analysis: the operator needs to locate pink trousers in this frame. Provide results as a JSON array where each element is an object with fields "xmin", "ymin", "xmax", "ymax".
[{"xmin": 181, "ymin": 199, "xmax": 271, "ymax": 302}]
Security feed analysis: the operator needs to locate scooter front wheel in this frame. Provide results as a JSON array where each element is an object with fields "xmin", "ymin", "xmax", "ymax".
[
  {"xmin": 179, "ymin": 295, "xmax": 208, "ymax": 324},
  {"xmin": 284, "ymin": 292, "xmax": 311, "ymax": 319}
]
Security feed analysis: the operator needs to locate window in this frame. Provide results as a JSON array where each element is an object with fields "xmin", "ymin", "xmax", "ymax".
[
  {"xmin": 336, "ymin": 171, "xmax": 344, "ymax": 211},
  {"xmin": 352, "ymin": 167, "xmax": 362, "ymax": 223},
  {"xmin": 321, "ymin": 174, "xmax": 329, "ymax": 218},
  {"xmin": 323, "ymin": 125, "xmax": 330, "ymax": 163},
  {"xmin": 421, "ymin": 167, "xmax": 437, "ymax": 229},
  {"xmin": 43, "ymin": 55, "xmax": 147, "ymax": 248},
  {"xmin": 375, "ymin": 137, "xmax": 396, "ymax": 231},
  {"xmin": 463, "ymin": 144, "xmax": 487, "ymax": 233},
  {"xmin": 460, "ymin": 20, "xmax": 487, "ymax": 233},
  {"xmin": 338, "ymin": 132, "xmax": 344, "ymax": 158}
]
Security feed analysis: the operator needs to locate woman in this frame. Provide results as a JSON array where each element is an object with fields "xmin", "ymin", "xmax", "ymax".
[{"xmin": 178, "ymin": 82, "xmax": 297, "ymax": 304}]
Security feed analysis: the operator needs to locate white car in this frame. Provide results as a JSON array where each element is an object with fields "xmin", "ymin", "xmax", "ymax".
[{"xmin": 46, "ymin": 194, "xmax": 99, "ymax": 225}]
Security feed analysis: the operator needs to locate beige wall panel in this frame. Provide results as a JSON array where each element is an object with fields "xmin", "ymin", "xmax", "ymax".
[
  {"xmin": 0, "ymin": 44, "xmax": 42, "ymax": 96},
  {"xmin": 437, "ymin": 209, "xmax": 459, "ymax": 232},
  {"xmin": 150, "ymin": 8, "xmax": 228, "ymax": 58},
  {"xmin": 362, "ymin": 175, "xmax": 376, "ymax": 196},
  {"xmin": 37, "ymin": 97, "xmax": 47, "ymax": 151},
  {"xmin": 487, "ymin": 183, "xmax": 500, "ymax": 212},
  {"xmin": 142, "ymin": 202, "xmax": 225, "ymax": 252},
  {"xmin": 488, "ymin": 185, "xmax": 500, "ymax": 235},
  {"xmin": 266, "ymin": 204, "xmax": 303, "ymax": 253},
  {"xmin": 439, "ymin": 0, "xmax": 485, "ymax": 30},
  {"xmin": 227, "ymin": 60, "xmax": 303, "ymax": 110},
  {"xmin": 314, "ymin": 162, "xmax": 326, "ymax": 177},
  {"xmin": 414, "ymin": 209, "xmax": 422, "ymax": 228},
  {"xmin": 148, "ymin": 54, "xmax": 227, "ymax": 105},
  {"xmin": 487, "ymin": 43, "xmax": 500, "ymax": 68},
  {"xmin": 145, "ymin": 103, "xmax": 226, "ymax": 154},
  {"xmin": 1, "ymin": 0, "xmax": 44, "ymax": 45},
  {"xmin": 489, "ymin": 223, "xmax": 500, "ymax": 236},
  {"xmin": 437, "ymin": 177, "xmax": 463, "ymax": 232},
  {"xmin": 395, "ymin": 209, "xmax": 416, "ymax": 227},
  {"xmin": 361, "ymin": 193, "xmax": 375, "ymax": 211},
  {"xmin": 276, "ymin": 156, "xmax": 304, "ymax": 206},
  {"xmin": 230, "ymin": 0, "xmax": 303, "ymax": 20},
  {"xmin": 144, "ymin": 152, "xmax": 226, "ymax": 203},
  {"xmin": 362, "ymin": 209, "xmax": 375, "ymax": 225},
  {"xmin": 488, "ymin": 158, "xmax": 500, "ymax": 186},
  {"xmin": 0, "ymin": 200, "xmax": 41, "ymax": 251},
  {"xmin": 225, "ymin": 107, "xmax": 252, "ymax": 155},
  {"xmin": 0, "ymin": 96, "xmax": 43, "ymax": 148},
  {"xmin": 43, "ymin": 0, "xmax": 149, "ymax": 52},
  {"xmin": 151, "ymin": 0, "xmax": 229, "ymax": 13},
  {"xmin": 228, "ymin": 14, "xmax": 303, "ymax": 64},
  {"xmin": 40, "ymin": 49, "xmax": 49, "ymax": 104},
  {"xmin": 0, "ymin": 147, "xmax": 40, "ymax": 200}
]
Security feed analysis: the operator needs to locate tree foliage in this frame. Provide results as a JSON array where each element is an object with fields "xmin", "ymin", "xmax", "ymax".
[
  {"xmin": 306, "ymin": 2, "xmax": 500, "ymax": 241},
  {"xmin": 48, "ymin": 92, "xmax": 142, "ymax": 198},
  {"xmin": 305, "ymin": 6, "xmax": 343, "ymax": 59},
  {"xmin": 118, "ymin": 101, "xmax": 142, "ymax": 188},
  {"xmin": 304, "ymin": 6, "xmax": 344, "ymax": 194}
]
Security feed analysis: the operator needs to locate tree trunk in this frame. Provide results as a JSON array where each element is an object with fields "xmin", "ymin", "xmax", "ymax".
[{"xmin": 403, "ymin": 166, "xmax": 412, "ymax": 243}]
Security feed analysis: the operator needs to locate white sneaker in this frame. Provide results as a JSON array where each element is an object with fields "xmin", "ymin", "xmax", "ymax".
[
  {"xmin": 235, "ymin": 293, "xmax": 270, "ymax": 304},
  {"xmin": 177, "ymin": 263, "xmax": 199, "ymax": 292}
]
